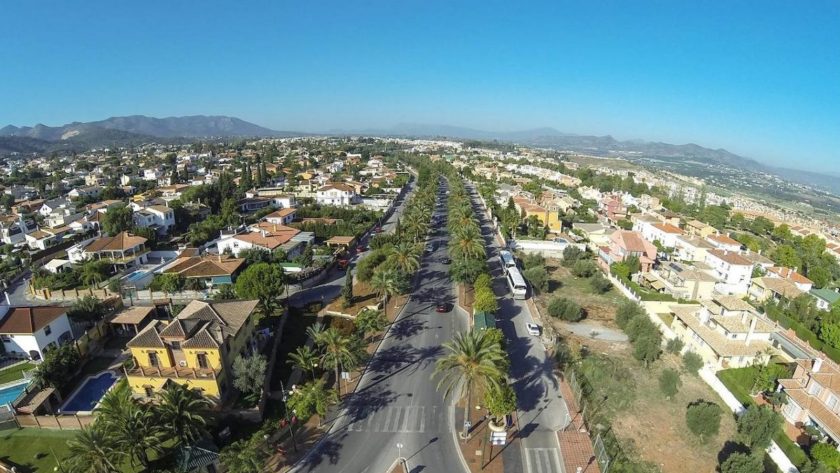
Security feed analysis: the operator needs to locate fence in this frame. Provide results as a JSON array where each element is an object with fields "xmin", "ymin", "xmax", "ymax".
[
  {"xmin": 28, "ymin": 284, "xmax": 119, "ymax": 302},
  {"xmin": 14, "ymin": 412, "xmax": 95, "ymax": 430}
]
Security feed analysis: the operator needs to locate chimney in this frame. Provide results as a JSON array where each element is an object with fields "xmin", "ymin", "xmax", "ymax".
[
  {"xmin": 745, "ymin": 315, "xmax": 757, "ymax": 346},
  {"xmin": 814, "ymin": 358, "xmax": 823, "ymax": 373}
]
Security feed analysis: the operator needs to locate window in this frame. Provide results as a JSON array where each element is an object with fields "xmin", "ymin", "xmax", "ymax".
[
  {"xmin": 43, "ymin": 325, "xmax": 51, "ymax": 336},
  {"xmin": 828, "ymin": 394, "xmax": 839, "ymax": 411},
  {"xmin": 809, "ymin": 380, "xmax": 823, "ymax": 397},
  {"xmin": 197, "ymin": 353, "xmax": 209, "ymax": 369},
  {"xmin": 0, "ymin": 334, "xmax": 10, "ymax": 342},
  {"xmin": 144, "ymin": 386, "xmax": 155, "ymax": 397},
  {"xmin": 148, "ymin": 352, "xmax": 160, "ymax": 367}
]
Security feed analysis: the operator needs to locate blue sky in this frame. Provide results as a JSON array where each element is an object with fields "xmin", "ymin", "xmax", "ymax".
[{"xmin": 2, "ymin": 0, "xmax": 839, "ymax": 171}]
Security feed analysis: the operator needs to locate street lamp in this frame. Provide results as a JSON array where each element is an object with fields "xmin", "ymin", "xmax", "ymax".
[
  {"xmin": 396, "ymin": 442, "xmax": 406, "ymax": 470},
  {"xmin": 279, "ymin": 380, "xmax": 299, "ymax": 453}
]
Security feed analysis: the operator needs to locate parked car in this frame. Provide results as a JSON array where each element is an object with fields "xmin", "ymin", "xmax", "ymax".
[
  {"xmin": 526, "ymin": 323, "xmax": 541, "ymax": 336},
  {"xmin": 436, "ymin": 302, "xmax": 452, "ymax": 313},
  {"xmin": 441, "ymin": 257, "xmax": 451, "ymax": 264}
]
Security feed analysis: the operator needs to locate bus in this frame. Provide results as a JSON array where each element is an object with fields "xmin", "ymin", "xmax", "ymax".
[
  {"xmin": 499, "ymin": 250, "xmax": 517, "ymax": 273},
  {"xmin": 506, "ymin": 267, "xmax": 528, "ymax": 300}
]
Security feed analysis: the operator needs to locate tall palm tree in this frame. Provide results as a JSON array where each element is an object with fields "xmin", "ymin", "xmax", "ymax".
[
  {"xmin": 287, "ymin": 345, "xmax": 320, "ymax": 381},
  {"xmin": 287, "ymin": 378, "xmax": 339, "ymax": 427},
  {"xmin": 315, "ymin": 327, "xmax": 358, "ymax": 396},
  {"xmin": 370, "ymin": 268, "xmax": 401, "ymax": 318},
  {"xmin": 155, "ymin": 382, "xmax": 211, "ymax": 446},
  {"xmin": 388, "ymin": 242, "xmax": 420, "ymax": 274},
  {"xmin": 66, "ymin": 424, "xmax": 122, "ymax": 473},
  {"xmin": 433, "ymin": 330, "xmax": 507, "ymax": 440},
  {"xmin": 80, "ymin": 261, "xmax": 106, "ymax": 287}
]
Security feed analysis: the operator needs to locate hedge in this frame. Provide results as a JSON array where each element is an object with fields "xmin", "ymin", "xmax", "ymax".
[
  {"xmin": 774, "ymin": 432, "xmax": 808, "ymax": 467},
  {"xmin": 763, "ymin": 302, "xmax": 840, "ymax": 365}
]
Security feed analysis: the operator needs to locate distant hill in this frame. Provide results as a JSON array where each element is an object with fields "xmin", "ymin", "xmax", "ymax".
[
  {"xmin": 332, "ymin": 123, "xmax": 837, "ymax": 194},
  {"xmin": 0, "ymin": 115, "xmax": 304, "ymax": 154}
]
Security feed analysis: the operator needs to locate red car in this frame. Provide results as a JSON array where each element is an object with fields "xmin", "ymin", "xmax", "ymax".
[{"xmin": 435, "ymin": 303, "xmax": 452, "ymax": 313}]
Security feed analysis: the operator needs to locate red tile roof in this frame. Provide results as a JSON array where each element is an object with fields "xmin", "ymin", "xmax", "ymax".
[{"xmin": 0, "ymin": 306, "xmax": 67, "ymax": 334}]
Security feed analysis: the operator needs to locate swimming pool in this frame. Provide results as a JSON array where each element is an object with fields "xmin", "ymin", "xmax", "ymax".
[
  {"xmin": 0, "ymin": 381, "xmax": 29, "ymax": 407},
  {"xmin": 61, "ymin": 372, "xmax": 119, "ymax": 413},
  {"xmin": 125, "ymin": 270, "xmax": 149, "ymax": 282}
]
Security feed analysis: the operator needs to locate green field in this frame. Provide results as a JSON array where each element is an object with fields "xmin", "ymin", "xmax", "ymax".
[
  {"xmin": 0, "ymin": 429, "xmax": 74, "ymax": 473},
  {"xmin": 0, "ymin": 362, "xmax": 35, "ymax": 385}
]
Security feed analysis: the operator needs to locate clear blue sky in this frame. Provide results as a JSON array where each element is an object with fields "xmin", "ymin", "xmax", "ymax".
[{"xmin": 2, "ymin": 0, "xmax": 839, "ymax": 171}]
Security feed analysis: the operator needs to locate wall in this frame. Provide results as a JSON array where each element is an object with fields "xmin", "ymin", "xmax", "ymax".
[
  {"xmin": 131, "ymin": 346, "xmax": 174, "ymax": 369},
  {"xmin": 184, "ymin": 348, "xmax": 222, "ymax": 370},
  {"xmin": 126, "ymin": 374, "xmax": 221, "ymax": 399}
]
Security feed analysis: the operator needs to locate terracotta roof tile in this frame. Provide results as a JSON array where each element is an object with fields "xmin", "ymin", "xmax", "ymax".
[{"xmin": 0, "ymin": 306, "xmax": 67, "ymax": 334}]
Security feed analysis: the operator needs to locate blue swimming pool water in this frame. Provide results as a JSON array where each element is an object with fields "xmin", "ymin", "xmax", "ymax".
[
  {"xmin": 126, "ymin": 271, "xmax": 148, "ymax": 282},
  {"xmin": 61, "ymin": 372, "xmax": 118, "ymax": 412},
  {"xmin": 0, "ymin": 381, "xmax": 29, "ymax": 407}
]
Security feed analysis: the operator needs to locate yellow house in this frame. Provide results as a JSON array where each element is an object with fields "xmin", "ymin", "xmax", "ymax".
[
  {"xmin": 124, "ymin": 299, "xmax": 260, "ymax": 401},
  {"xmin": 514, "ymin": 196, "xmax": 563, "ymax": 232}
]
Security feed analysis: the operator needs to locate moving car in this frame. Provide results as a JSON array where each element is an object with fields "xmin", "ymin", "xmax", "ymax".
[
  {"xmin": 526, "ymin": 323, "xmax": 541, "ymax": 336},
  {"xmin": 436, "ymin": 302, "xmax": 452, "ymax": 313}
]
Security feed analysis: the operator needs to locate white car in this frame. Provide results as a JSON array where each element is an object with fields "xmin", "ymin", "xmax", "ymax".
[{"xmin": 526, "ymin": 323, "xmax": 541, "ymax": 336}]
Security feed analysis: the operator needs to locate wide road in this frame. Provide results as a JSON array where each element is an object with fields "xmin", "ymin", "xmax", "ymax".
[
  {"xmin": 466, "ymin": 182, "xmax": 571, "ymax": 473},
  {"xmin": 292, "ymin": 178, "xmax": 469, "ymax": 473}
]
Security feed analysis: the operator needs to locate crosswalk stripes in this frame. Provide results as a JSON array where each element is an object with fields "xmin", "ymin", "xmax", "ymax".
[
  {"xmin": 524, "ymin": 448, "xmax": 563, "ymax": 473},
  {"xmin": 345, "ymin": 405, "xmax": 439, "ymax": 433}
]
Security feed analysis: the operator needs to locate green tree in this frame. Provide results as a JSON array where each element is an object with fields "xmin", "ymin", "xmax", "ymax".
[
  {"xmin": 212, "ymin": 284, "xmax": 238, "ymax": 300},
  {"xmin": 155, "ymin": 383, "xmax": 211, "ymax": 446},
  {"xmin": 571, "ymin": 259, "xmax": 596, "ymax": 278},
  {"xmin": 665, "ymin": 337, "xmax": 684, "ymax": 354},
  {"xmin": 370, "ymin": 268, "xmax": 405, "ymax": 318},
  {"xmin": 67, "ymin": 295, "xmax": 107, "ymax": 323},
  {"xmin": 286, "ymin": 378, "xmax": 339, "ymax": 427},
  {"xmin": 589, "ymin": 273, "xmax": 612, "ymax": 294},
  {"xmin": 719, "ymin": 452, "xmax": 763, "ymax": 473},
  {"xmin": 79, "ymin": 259, "xmax": 110, "ymax": 287},
  {"xmin": 96, "ymin": 383, "xmax": 164, "ymax": 468},
  {"xmin": 33, "ymin": 343, "xmax": 81, "ymax": 390},
  {"xmin": 658, "ymin": 368, "xmax": 681, "ymax": 398},
  {"xmin": 287, "ymin": 345, "xmax": 320, "ymax": 381},
  {"xmin": 810, "ymin": 443, "xmax": 840, "ymax": 471},
  {"xmin": 434, "ymin": 330, "xmax": 507, "ymax": 440},
  {"xmin": 354, "ymin": 309, "xmax": 387, "ymax": 341},
  {"xmin": 102, "ymin": 203, "xmax": 134, "ymax": 236},
  {"xmin": 234, "ymin": 262, "xmax": 285, "ymax": 315},
  {"xmin": 220, "ymin": 437, "xmax": 266, "ymax": 473},
  {"xmin": 388, "ymin": 242, "xmax": 420, "ymax": 273},
  {"xmin": 232, "ymin": 354, "xmax": 267, "ymax": 404},
  {"xmin": 682, "ymin": 351, "xmax": 704, "ymax": 375},
  {"xmin": 151, "ymin": 273, "xmax": 186, "ymax": 294},
  {"xmin": 562, "ymin": 246, "xmax": 585, "ymax": 266},
  {"xmin": 484, "ymin": 381, "xmax": 517, "ymax": 423},
  {"xmin": 685, "ymin": 400, "xmax": 722, "ymax": 441},
  {"xmin": 625, "ymin": 255, "xmax": 641, "ymax": 275},
  {"xmin": 341, "ymin": 270, "xmax": 354, "ymax": 308},
  {"xmin": 633, "ymin": 333, "xmax": 662, "ymax": 366},
  {"xmin": 737, "ymin": 405, "xmax": 782, "ymax": 450},
  {"xmin": 450, "ymin": 257, "xmax": 487, "ymax": 284},
  {"xmin": 522, "ymin": 266, "xmax": 549, "ymax": 293}
]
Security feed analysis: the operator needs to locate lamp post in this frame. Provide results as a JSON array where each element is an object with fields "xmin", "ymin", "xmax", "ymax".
[
  {"xmin": 279, "ymin": 380, "xmax": 298, "ymax": 453},
  {"xmin": 396, "ymin": 442, "xmax": 405, "ymax": 471}
]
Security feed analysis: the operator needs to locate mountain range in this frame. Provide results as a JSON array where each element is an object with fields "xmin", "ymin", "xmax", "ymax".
[{"xmin": 1, "ymin": 115, "xmax": 836, "ymax": 195}]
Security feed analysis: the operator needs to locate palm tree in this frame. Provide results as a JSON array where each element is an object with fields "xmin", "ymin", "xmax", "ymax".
[
  {"xmin": 155, "ymin": 382, "xmax": 211, "ymax": 446},
  {"xmin": 287, "ymin": 345, "xmax": 320, "ymax": 381},
  {"xmin": 306, "ymin": 322, "xmax": 326, "ymax": 343},
  {"xmin": 66, "ymin": 424, "xmax": 122, "ymax": 473},
  {"xmin": 388, "ymin": 242, "xmax": 420, "ymax": 273},
  {"xmin": 353, "ymin": 308, "xmax": 387, "ymax": 341},
  {"xmin": 315, "ymin": 327, "xmax": 358, "ymax": 396},
  {"xmin": 370, "ymin": 268, "xmax": 401, "ymax": 318},
  {"xmin": 450, "ymin": 227, "xmax": 485, "ymax": 262},
  {"xmin": 96, "ymin": 383, "xmax": 164, "ymax": 468},
  {"xmin": 433, "ymin": 330, "xmax": 507, "ymax": 440},
  {"xmin": 80, "ymin": 261, "xmax": 106, "ymax": 287}
]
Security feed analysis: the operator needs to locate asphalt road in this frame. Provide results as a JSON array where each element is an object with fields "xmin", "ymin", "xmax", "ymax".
[
  {"xmin": 465, "ymin": 182, "xmax": 571, "ymax": 473},
  {"xmin": 292, "ymin": 179, "xmax": 470, "ymax": 473}
]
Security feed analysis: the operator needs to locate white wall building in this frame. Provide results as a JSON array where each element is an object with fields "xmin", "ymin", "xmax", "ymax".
[{"xmin": 0, "ymin": 306, "xmax": 74, "ymax": 361}]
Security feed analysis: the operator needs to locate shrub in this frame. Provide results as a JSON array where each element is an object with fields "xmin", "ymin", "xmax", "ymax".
[
  {"xmin": 589, "ymin": 274, "xmax": 612, "ymax": 294},
  {"xmin": 562, "ymin": 246, "xmax": 584, "ymax": 266},
  {"xmin": 665, "ymin": 337, "xmax": 684, "ymax": 354},
  {"xmin": 633, "ymin": 333, "xmax": 662, "ymax": 366},
  {"xmin": 571, "ymin": 259, "xmax": 596, "ymax": 278},
  {"xmin": 474, "ymin": 286, "xmax": 499, "ymax": 313},
  {"xmin": 810, "ymin": 443, "xmax": 840, "ymax": 471},
  {"xmin": 474, "ymin": 273, "xmax": 493, "ymax": 291},
  {"xmin": 682, "ymin": 351, "xmax": 704, "ymax": 375},
  {"xmin": 521, "ymin": 253, "xmax": 545, "ymax": 270},
  {"xmin": 523, "ymin": 266, "xmax": 549, "ymax": 293},
  {"xmin": 548, "ymin": 296, "xmax": 584, "ymax": 322},
  {"xmin": 685, "ymin": 400, "xmax": 722, "ymax": 441},
  {"xmin": 658, "ymin": 368, "xmax": 681, "ymax": 398},
  {"xmin": 616, "ymin": 301, "xmax": 644, "ymax": 328}
]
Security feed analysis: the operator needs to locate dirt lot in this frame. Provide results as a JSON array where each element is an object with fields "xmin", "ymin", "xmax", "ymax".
[{"xmin": 539, "ymin": 258, "xmax": 736, "ymax": 472}]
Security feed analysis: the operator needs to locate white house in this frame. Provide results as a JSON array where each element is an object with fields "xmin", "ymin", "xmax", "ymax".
[
  {"xmin": 133, "ymin": 205, "xmax": 176, "ymax": 235},
  {"xmin": 39, "ymin": 198, "xmax": 72, "ymax": 218},
  {"xmin": 316, "ymin": 183, "xmax": 358, "ymax": 206},
  {"xmin": 68, "ymin": 186, "xmax": 102, "ymax": 201},
  {"xmin": 0, "ymin": 218, "xmax": 38, "ymax": 245},
  {"xmin": 264, "ymin": 208, "xmax": 297, "ymax": 226},
  {"xmin": 143, "ymin": 169, "xmax": 163, "ymax": 181},
  {"xmin": 705, "ymin": 233, "xmax": 743, "ymax": 252},
  {"xmin": 0, "ymin": 305, "xmax": 74, "ymax": 361},
  {"xmin": 704, "ymin": 249, "xmax": 754, "ymax": 295}
]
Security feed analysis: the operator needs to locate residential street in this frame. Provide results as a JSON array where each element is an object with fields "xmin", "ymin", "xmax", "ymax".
[
  {"xmin": 291, "ymin": 179, "xmax": 469, "ymax": 473},
  {"xmin": 466, "ymin": 182, "xmax": 571, "ymax": 473}
]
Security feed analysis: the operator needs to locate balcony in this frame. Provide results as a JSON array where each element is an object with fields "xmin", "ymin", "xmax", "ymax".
[{"xmin": 125, "ymin": 364, "xmax": 220, "ymax": 380}]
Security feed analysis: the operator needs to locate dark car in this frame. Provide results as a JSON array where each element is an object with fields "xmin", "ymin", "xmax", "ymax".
[
  {"xmin": 435, "ymin": 302, "xmax": 452, "ymax": 313},
  {"xmin": 441, "ymin": 257, "xmax": 451, "ymax": 264}
]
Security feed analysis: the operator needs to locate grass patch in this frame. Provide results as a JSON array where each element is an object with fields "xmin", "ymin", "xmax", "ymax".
[
  {"xmin": 0, "ymin": 429, "xmax": 74, "ymax": 473},
  {"xmin": 716, "ymin": 366, "xmax": 760, "ymax": 406},
  {"xmin": 658, "ymin": 312, "xmax": 674, "ymax": 327},
  {"xmin": 774, "ymin": 432, "xmax": 808, "ymax": 467},
  {"xmin": 0, "ymin": 362, "xmax": 34, "ymax": 385}
]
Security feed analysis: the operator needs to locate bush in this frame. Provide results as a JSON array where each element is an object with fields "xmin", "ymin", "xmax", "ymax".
[
  {"xmin": 682, "ymin": 351, "xmax": 704, "ymax": 375},
  {"xmin": 616, "ymin": 301, "xmax": 644, "ymax": 328},
  {"xmin": 522, "ymin": 266, "xmax": 549, "ymax": 293},
  {"xmin": 521, "ymin": 253, "xmax": 545, "ymax": 270},
  {"xmin": 547, "ymin": 296, "xmax": 584, "ymax": 322},
  {"xmin": 685, "ymin": 400, "xmax": 722, "ymax": 441},
  {"xmin": 665, "ymin": 337, "xmax": 684, "ymax": 354},
  {"xmin": 589, "ymin": 274, "xmax": 612, "ymax": 294},
  {"xmin": 658, "ymin": 368, "xmax": 681, "ymax": 398},
  {"xmin": 810, "ymin": 443, "xmax": 840, "ymax": 471},
  {"xmin": 562, "ymin": 246, "xmax": 584, "ymax": 266},
  {"xmin": 474, "ymin": 286, "xmax": 499, "ymax": 313},
  {"xmin": 571, "ymin": 259, "xmax": 596, "ymax": 278},
  {"xmin": 474, "ymin": 273, "xmax": 493, "ymax": 291}
]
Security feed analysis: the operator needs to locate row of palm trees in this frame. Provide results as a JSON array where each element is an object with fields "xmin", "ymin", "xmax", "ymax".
[
  {"xmin": 64, "ymin": 382, "xmax": 211, "ymax": 473},
  {"xmin": 446, "ymin": 179, "xmax": 489, "ymax": 284}
]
